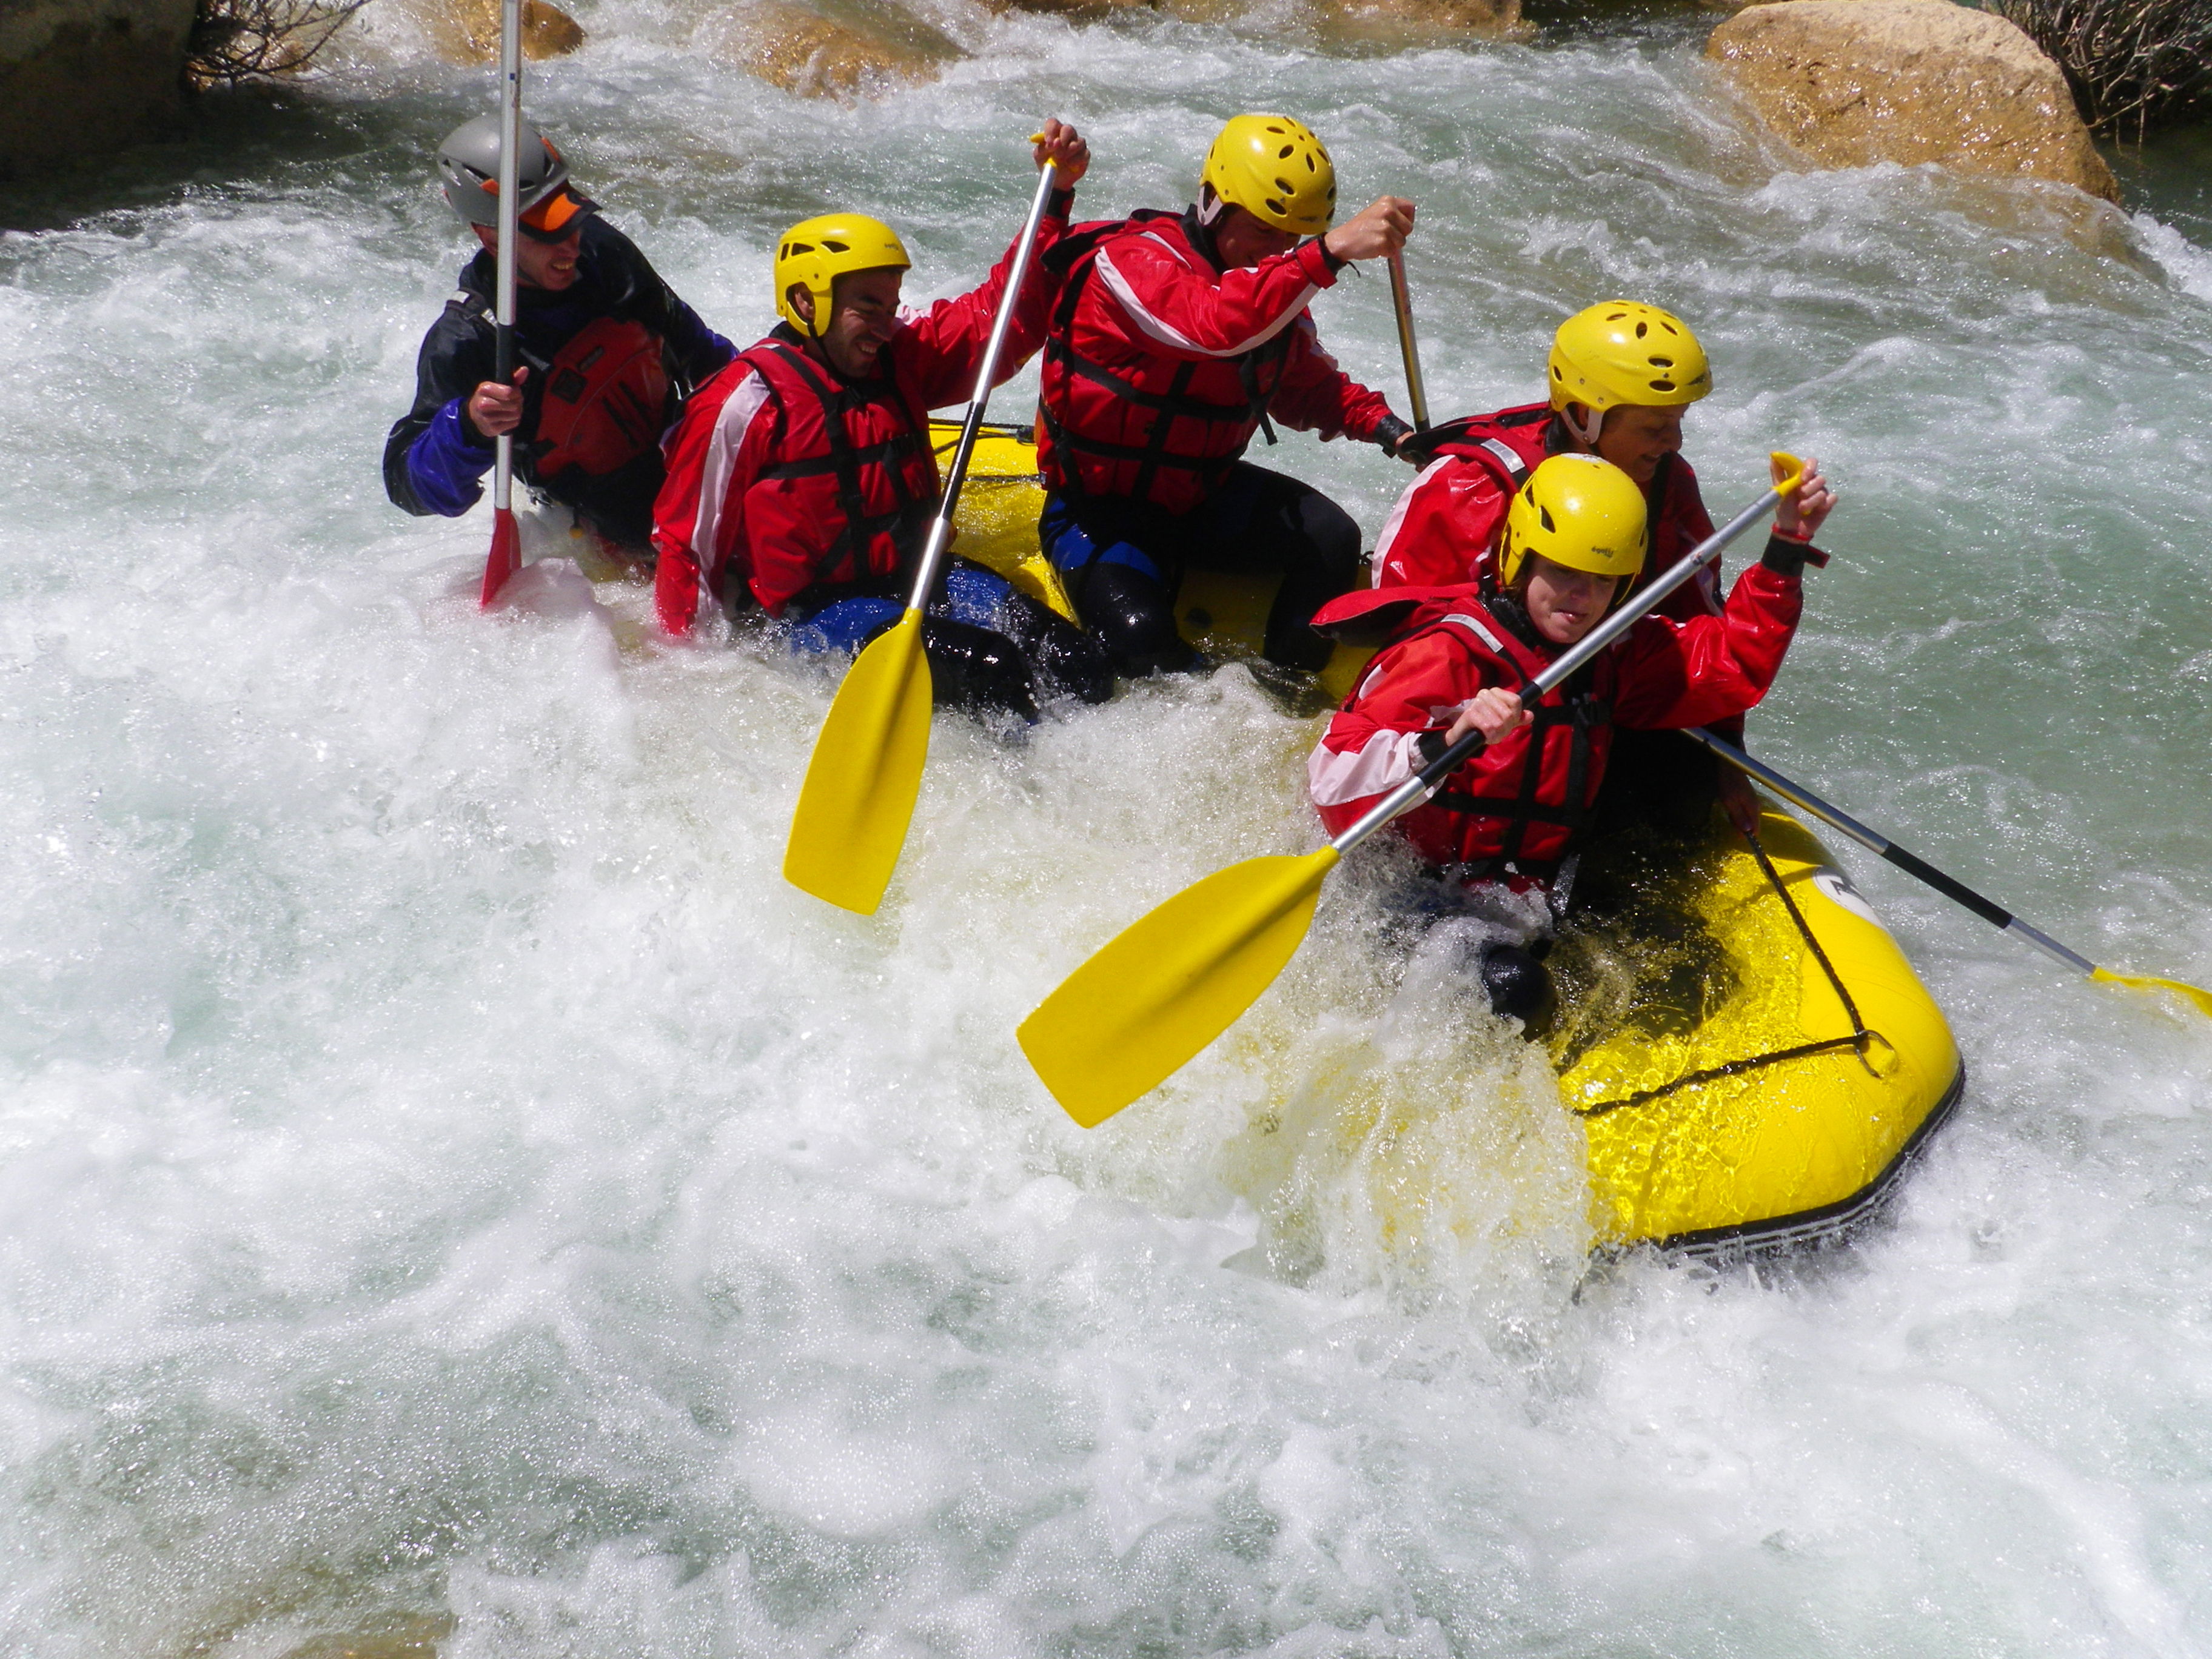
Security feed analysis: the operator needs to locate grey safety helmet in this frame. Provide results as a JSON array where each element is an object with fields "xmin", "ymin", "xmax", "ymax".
[{"xmin": 436, "ymin": 113, "xmax": 571, "ymax": 229}]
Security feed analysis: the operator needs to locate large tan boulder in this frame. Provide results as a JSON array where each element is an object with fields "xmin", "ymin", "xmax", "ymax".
[
  {"xmin": 1318, "ymin": 0, "xmax": 1527, "ymax": 41},
  {"xmin": 706, "ymin": 0, "xmax": 963, "ymax": 96},
  {"xmin": 0, "ymin": 0, "xmax": 199, "ymax": 177},
  {"xmin": 1707, "ymin": 0, "xmax": 2117, "ymax": 201},
  {"xmin": 419, "ymin": 0, "xmax": 586, "ymax": 64},
  {"xmin": 973, "ymin": 0, "xmax": 1154, "ymax": 13}
]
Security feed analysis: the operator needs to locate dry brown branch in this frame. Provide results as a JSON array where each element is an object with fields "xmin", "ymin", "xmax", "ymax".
[
  {"xmin": 1988, "ymin": 0, "xmax": 2212, "ymax": 138},
  {"xmin": 187, "ymin": 0, "xmax": 371, "ymax": 87}
]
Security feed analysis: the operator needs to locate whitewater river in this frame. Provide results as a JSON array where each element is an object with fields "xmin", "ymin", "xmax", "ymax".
[{"xmin": 3, "ymin": 1, "xmax": 2210, "ymax": 1652}]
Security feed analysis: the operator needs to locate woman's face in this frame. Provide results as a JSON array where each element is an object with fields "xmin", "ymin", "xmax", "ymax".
[{"xmin": 1521, "ymin": 555, "xmax": 1620, "ymax": 645}]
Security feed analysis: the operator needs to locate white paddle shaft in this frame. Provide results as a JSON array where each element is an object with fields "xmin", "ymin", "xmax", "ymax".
[
  {"xmin": 905, "ymin": 159, "xmax": 1061, "ymax": 611},
  {"xmin": 491, "ymin": 0, "xmax": 521, "ymax": 516}
]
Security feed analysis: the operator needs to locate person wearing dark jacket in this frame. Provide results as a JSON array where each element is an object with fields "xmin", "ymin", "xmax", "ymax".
[{"xmin": 383, "ymin": 114, "xmax": 735, "ymax": 552}]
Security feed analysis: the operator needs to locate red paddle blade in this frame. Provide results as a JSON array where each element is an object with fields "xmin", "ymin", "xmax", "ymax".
[{"xmin": 480, "ymin": 506, "xmax": 521, "ymax": 608}]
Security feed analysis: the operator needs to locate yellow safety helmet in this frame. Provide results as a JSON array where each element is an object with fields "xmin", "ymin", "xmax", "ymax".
[
  {"xmin": 1201, "ymin": 113, "xmax": 1337, "ymax": 237},
  {"xmin": 1496, "ymin": 454, "xmax": 1649, "ymax": 593},
  {"xmin": 774, "ymin": 212, "xmax": 911, "ymax": 338},
  {"xmin": 1547, "ymin": 301, "xmax": 1712, "ymax": 441}
]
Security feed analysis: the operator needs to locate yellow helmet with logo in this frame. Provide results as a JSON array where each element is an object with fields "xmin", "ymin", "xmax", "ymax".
[
  {"xmin": 1201, "ymin": 114, "xmax": 1337, "ymax": 237},
  {"xmin": 774, "ymin": 212, "xmax": 911, "ymax": 338},
  {"xmin": 1497, "ymin": 455, "xmax": 1649, "ymax": 592},
  {"xmin": 1547, "ymin": 301, "xmax": 1712, "ymax": 438}
]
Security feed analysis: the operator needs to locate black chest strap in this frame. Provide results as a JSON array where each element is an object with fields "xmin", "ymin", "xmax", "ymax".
[
  {"xmin": 1416, "ymin": 609, "xmax": 1612, "ymax": 863},
  {"xmin": 1039, "ymin": 213, "xmax": 1296, "ymax": 500},
  {"xmin": 746, "ymin": 341, "xmax": 931, "ymax": 581}
]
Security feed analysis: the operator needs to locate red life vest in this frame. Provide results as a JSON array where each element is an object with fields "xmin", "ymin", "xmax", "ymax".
[
  {"xmin": 733, "ymin": 337, "xmax": 938, "ymax": 605},
  {"xmin": 1416, "ymin": 400, "xmax": 1552, "ymax": 495},
  {"xmin": 1036, "ymin": 210, "xmax": 1295, "ymax": 512},
  {"xmin": 531, "ymin": 317, "xmax": 672, "ymax": 481},
  {"xmin": 1339, "ymin": 592, "xmax": 1615, "ymax": 877},
  {"xmin": 1376, "ymin": 401, "xmax": 1720, "ymax": 614}
]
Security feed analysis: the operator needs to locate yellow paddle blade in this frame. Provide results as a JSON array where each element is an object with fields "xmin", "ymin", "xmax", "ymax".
[
  {"xmin": 1018, "ymin": 846, "xmax": 1340, "ymax": 1127},
  {"xmin": 2092, "ymin": 967, "xmax": 2212, "ymax": 1019},
  {"xmin": 783, "ymin": 610, "xmax": 932, "ymax": 915}
]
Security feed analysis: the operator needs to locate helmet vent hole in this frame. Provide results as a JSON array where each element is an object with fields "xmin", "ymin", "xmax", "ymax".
[
  {"xmin": 1649, "ymin": 378, "xmax": 1676, "ymax": 392},
  {"xmin": 1634, "ymin": 321, "xmax": 1648, "ymax": 337},
  {"xmin": 1648, "ymin": 355, "xmax": 1673, "ymax": 367},
  {"xmin": 1538, "ymin": 505, "xmax": 1557, "ymax": 532},
  {"xmin": 823, "ymin": 239, "xmax": 848, "ymax": 253},
  {"xmin": 1265, "ymin": 199, "xmax": 1286, "ymax": 215},
  {"xmin": 1275, "ymin": 177, "xmax": 1294, "ymax": 192},
  {"xmin": 1279, "ymin": 144, "xmax": 1294, "ymax": 158}
]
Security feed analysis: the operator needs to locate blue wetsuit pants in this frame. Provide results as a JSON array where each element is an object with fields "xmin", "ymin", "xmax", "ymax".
[
  {"xmin": 1039, "ymin": 462, "xmax": 1361, "ymax": 678},
  {"xmin": 783, "ymin": 557, "xmax": 1113, "ymax": 723}
]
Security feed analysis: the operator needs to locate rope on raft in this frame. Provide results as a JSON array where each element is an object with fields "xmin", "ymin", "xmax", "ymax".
[{"xmin": 1574, "ymin": 823, "xmax": 1883, "ymax": 1119}]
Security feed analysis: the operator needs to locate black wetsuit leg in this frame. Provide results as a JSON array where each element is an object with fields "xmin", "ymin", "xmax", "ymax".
[
  {"xmin": 917, "ymin": 616, "xmax": 1042, "ymax": 723},
  {"xmin": 1071, "ymin": 560, "xmax": 1201, "ymax": 678},
  {"xmin": 1185, "ymin": 463, "xmax": 1361, "ymax": 671},
  {"xmin": 1478, "ymin": 942, "xmax": 1557, "ymax": 1028},
  {"xmin": 988, "ymin": 582, "xmax": 1117, "ymax": 706},
  {"xmin": 1038, "ymin": 496, "xmax": 1203, "ymax": 679},
  {"xmin": 1592, "ymin": 727, "xmax": 1722, "ymax": 839}
]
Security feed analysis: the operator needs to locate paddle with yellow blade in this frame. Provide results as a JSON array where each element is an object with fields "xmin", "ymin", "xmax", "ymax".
[
  {"xmin": 1019, "ymin": 453, "xmax": 1810, "ymax": 1127},
  {"xmin": 1684, "ymin": 725, "xmax": 2212, "ymax": 1019},
  {"xmin": 783, "ymin": 153, "xmax": 1062, "ymax": 914}
]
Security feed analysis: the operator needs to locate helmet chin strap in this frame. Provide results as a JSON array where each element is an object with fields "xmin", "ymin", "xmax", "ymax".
[
  {"xmin": 792, "ymin": 283, "xmax": 826, "ymax": 342},
  {"xmin": 1561, "ymin": 401, "xmax": 1604, "ymax": 447},
  {"xmin": 1196, "ymin": 185, "xmax": 1227, "ymax": 227}
]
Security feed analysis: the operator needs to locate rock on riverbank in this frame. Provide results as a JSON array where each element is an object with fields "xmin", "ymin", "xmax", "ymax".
[
  {"xmin": 0, "ymin": 0, "xmax": 198, "ymax": 178},
  {"xmin": 1708, "ymin": 0, "xmax": 2118, "ymax": 201}
]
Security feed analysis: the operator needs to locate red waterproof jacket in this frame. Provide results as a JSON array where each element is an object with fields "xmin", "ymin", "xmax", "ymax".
[
  {"xmin": 1372, "ymin": 401, "xmax": 1720, "ymax": 624},
  {"xmin": 652, "ymin": 208, "xmax": 1068, "ymax": 632},
  {"xmin": 1036, "ymin": 208, "xmax": 1393, "ymax": 515},
  {"xmin": 1305, "ymin": 563, "xmax": 1802, "ymax": 879}
]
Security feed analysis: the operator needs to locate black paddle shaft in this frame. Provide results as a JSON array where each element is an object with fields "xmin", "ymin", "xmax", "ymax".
[{"xmin": 1683, "ymin": 725, "xmax": 2099, "ymax": 977}]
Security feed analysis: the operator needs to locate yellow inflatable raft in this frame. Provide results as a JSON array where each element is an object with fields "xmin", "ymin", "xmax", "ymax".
[
  {"xmin": 940, "ymin": 421, "xmax": 1962, "ymax": 1257},
  {"xmin": 931, "ymin": 423, "xmax": 1373, "ymax": 705},
  {"xmin": 1548, "ymin": 808, "xmax": 1962, "ymax": 1256}
]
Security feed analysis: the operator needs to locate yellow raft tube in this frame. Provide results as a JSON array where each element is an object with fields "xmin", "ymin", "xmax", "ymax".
[{"xmin": 939, "ymin": 423, "xmax": 1963, "ymax": 1257}]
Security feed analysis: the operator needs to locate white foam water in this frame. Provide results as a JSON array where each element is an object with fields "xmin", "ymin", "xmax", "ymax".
[{"xmin": 3, "ymin": 6, "xmax": 2211, "ymax": 1654}]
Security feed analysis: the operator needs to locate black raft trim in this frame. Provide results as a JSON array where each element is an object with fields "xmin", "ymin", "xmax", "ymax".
[
  {"xmin": 1603, "ymin": 1059, "xmax": 1968, "ymax": 1264},
  {"xmin": 1574, "ymin": 825, "xmax": 1965, "ymax": 1261}
]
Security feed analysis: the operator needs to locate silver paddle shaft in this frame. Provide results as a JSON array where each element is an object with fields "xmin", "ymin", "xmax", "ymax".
[
  {"xmin": 905, "ymin": 159, "xmax": 1061, "ymax": 611},
  {"xmin": 1386, "ymin": 252, "xmax": 1429, "ymax": 432},
  {"xmin": 1328, "ymin": 471, "xmax": 1794, "ymax": 856},
  {"xmin": 491, "ymin": 0, "xmax": 521, "ymax": 515}
]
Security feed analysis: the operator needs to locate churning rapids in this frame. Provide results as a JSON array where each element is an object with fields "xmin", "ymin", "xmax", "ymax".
[{"xmin": 4, "ymin": 2, "xmax": 2212, "ymax": 1652}]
